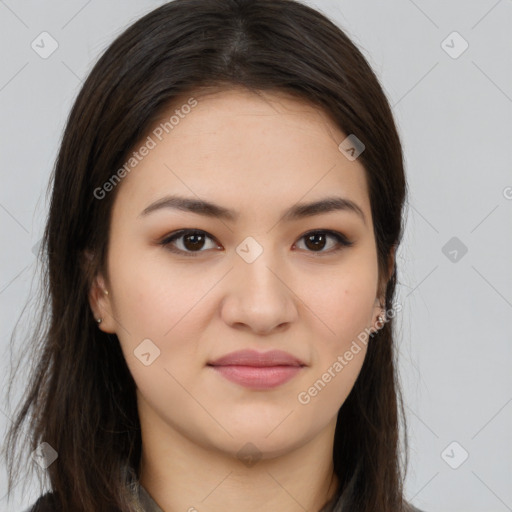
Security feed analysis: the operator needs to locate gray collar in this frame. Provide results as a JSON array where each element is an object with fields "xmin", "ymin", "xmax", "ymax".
[
  {"xmin": 134, "ymin": 482, "xmax": 342, "ymax": 512},
  {"xmin": 129, "ymin": 481, "xmax": 165, "ymax": 512},
  {"xmin": 139, "ymin": 484, "xmax": 165, "ymax": 512}
]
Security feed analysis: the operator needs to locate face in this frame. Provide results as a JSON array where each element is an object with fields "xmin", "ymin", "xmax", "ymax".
[{"xmin": 89, "ymin": 87, "xmax": 388, "ymax": 460}]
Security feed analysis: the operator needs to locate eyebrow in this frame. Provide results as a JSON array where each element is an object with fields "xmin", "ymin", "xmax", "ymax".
[{"xmin": 138, "ymin": 194, "xmax": 366, "ymax": 225}]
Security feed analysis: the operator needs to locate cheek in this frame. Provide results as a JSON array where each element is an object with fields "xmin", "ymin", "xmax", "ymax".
[
  {"xmin": 106, "ymin": 248, "xmax": 217, "ymax": 388},
  {"xmin": 304, "ymin": 262, "xmax": 378, "ymax": 343},
  {"xmin": 296, "ymin": 253, "xmax": 377, "ymax": 410},
  {"xmin": 108, "ymin": 244, "xmax": 212, "ymax": 336},
  {"xmin": 296, "ymin": 272, "xmax": 374, "ymax": 415}
]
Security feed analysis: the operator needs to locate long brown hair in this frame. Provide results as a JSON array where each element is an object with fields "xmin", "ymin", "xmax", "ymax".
[{"xmin": 2, "ymin": 1, "xmax": 409, "ymax": 510}]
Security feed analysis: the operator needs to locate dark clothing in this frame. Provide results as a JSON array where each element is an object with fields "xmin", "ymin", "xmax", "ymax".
[{"xmin": 23, "ymin": 482, "xmax": 425, "ymax": 511}]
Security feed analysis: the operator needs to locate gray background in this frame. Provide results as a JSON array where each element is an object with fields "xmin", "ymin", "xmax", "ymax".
[{"xmin": 1, "ymin": 1, "xmax": 511, "ymax": 511}]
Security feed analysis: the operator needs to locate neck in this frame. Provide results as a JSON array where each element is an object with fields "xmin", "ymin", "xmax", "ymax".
[{"xmin": 137, "ymin": 402, "xmax": 339, "ymax": 512}]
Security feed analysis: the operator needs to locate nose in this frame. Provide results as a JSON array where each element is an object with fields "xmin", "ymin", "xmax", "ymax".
[{"xmin": 220, "ymin": 249, "xmax": 299, "ymax": 335}]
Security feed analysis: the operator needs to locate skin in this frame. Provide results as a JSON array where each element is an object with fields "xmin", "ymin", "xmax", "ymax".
[{"xmin": 88, "ymin": 87, "xmax": 392, "ymax": 512}]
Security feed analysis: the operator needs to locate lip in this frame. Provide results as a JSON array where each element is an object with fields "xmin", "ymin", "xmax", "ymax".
[
  {"xmin": 209, "ymin": 349, "xmax": 305, "ymax": 367},
  {"xmin": 207, "ymin": 349, "xmax": 306, "ymax": 389}
]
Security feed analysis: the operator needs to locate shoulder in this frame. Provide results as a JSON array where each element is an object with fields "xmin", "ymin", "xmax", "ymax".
[{"xmin": 21, "ymin": 491, "xmax": 58, "ymax": 512}]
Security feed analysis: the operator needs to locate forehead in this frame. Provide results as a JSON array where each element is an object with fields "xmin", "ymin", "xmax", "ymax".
[{"xmin": 111, "ymin": 87, "xmax": 371, "ymax": 223}]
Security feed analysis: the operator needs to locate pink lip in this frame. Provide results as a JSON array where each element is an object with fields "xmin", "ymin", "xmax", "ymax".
[{"xmin": 207, "ymin": 349, "xmax": 305, "ymax": 389}]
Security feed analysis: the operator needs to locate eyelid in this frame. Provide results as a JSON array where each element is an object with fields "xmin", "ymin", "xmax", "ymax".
[
  {"xmin": 159, "ymin": 229, "xmax": 220, "ymax": 257},
  {"xmin": 159, "ymin": 228, "xmax": 353, "ymax": 256},
  {"xmin": 293, "ymin": 229, "xmax": 354, "ymax": 255}
]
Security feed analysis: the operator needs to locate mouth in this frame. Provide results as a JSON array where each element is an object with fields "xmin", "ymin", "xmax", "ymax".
[{"xmin": 207, "ymin": 349, "xmax": 306, "ymax": 390}]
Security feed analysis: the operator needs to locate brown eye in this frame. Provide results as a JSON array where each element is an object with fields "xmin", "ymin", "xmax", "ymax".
[
  {"xmin": 304, "ymin": 232, "xmax": 328, "ymax": 251},
  {"xmin": 160, "ymin": 229, "xmax": 219, "ymax": 256},
  {"xmin": 159, "ymin": 229, "xmax": 353, "ymax": 257},
  {"xmin": 181, "ymin": 232, "xmax": 207, "ymax": 251},
  {"xmin": 295, "ymin": 230, "xmax": 353, "ymax": 254}
]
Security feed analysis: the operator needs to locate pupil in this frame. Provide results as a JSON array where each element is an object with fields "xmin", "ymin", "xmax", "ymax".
[
  {"xmin": 184, "ymin": 233, "xmax": 204, "ymax": 251},
  {"xmin": 305, "ymin": 233, "xmax": 325, "ymax": 251}
]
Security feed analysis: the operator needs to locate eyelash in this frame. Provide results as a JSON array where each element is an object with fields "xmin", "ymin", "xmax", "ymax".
[{"xmin": 159, "ymin": 229, "xmax": 353, "ymax": 257}]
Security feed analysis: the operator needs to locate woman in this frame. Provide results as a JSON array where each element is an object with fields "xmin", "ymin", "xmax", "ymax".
[{"xmin": 4, "ymin": 0, "xmax": 424, "ymax": 510}]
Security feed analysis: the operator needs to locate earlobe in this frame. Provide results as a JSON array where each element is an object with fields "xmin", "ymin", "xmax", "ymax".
[
  {"xmin": 377, "ymin": 245, "xmax": 396, "ymax": 307},
  {"xmin": 88, "ymin": 274, "xmax": 116, "ymax": 333},
  {"xmin": 372, "ymin": 246, "xmax": 396, "ymax": 330},
  {"xmin": 372, "ymin": 297, "xmax": 385, "ymax": 322}
]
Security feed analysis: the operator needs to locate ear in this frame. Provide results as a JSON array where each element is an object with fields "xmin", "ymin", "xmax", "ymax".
[
  {"xmin": 88, "ymin": 271, "xmax": 117, "ymax": 334},
  {"xmin": 373, "ymin": 244, "xmax": 397, "ymax": 319},
  {"xmin": 387, "ymin": 244, "xmax": 396, "ymax": 285}
]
